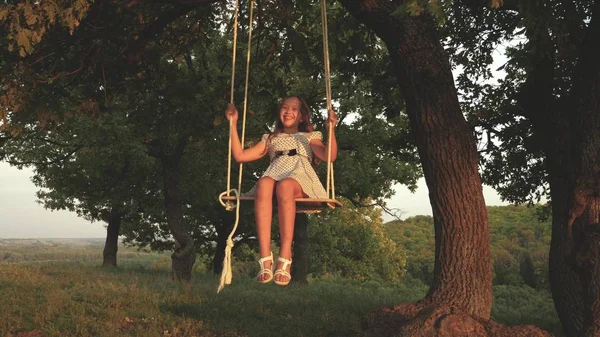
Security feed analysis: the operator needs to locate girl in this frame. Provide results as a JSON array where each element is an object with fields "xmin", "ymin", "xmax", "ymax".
[{"xmin": 225, "ymin": 96, "xmax": 338, "ymax": 286}]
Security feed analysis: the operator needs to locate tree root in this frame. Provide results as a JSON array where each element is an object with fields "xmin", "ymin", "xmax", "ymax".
[{"xmin": 361, "ymin": 303, "xmax": 553, "ymax": 337}]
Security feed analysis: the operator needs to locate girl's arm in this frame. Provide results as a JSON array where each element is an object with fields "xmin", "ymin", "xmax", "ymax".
[
  {"xmin": 310, "ymin": 109, "xmax": 338, "ymax": 163},
  {"xmin": 226, "ymin": 104, "xmax": 267, "ymax": 163}
]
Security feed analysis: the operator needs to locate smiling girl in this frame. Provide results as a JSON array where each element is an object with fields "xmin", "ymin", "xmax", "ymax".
[{"xmin": 225, "ymin": 96, "xmax": 338, "ymax": 286}]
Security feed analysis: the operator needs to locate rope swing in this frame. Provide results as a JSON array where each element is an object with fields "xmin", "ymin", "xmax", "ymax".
[{"xmin": 217, "ymin": 0, "xmax": 341, "ymax": 293}]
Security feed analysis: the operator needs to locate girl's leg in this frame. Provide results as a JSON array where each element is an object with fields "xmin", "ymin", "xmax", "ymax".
[
  {"xmin": 255, "ymin": 177, "xmax": 276, "ymax": 282},
  {"xmin": 274, "ymin": 178, "xmax": 305, "ymax": 283}
]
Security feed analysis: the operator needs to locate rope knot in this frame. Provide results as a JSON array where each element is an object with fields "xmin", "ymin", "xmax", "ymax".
[{"xmin": 226, "ymin": 238, "xmax": 234, "ymax": 248}]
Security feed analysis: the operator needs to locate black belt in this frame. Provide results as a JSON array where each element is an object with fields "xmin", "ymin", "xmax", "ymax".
[{"xmin": 274, "ymin": 149, "xmax": 297, "ymax": 158}]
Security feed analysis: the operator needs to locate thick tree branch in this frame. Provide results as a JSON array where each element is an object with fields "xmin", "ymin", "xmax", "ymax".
[
  {"xmin": 127, "ymin": 0, "xmax": 223, "ymax": 8},
  {"xmin": 338, "ymin": 192, "xmax": 404, "ymax": 220},
  {"xmin": 515, "ymin": 3, "xmax": 555, "ymax": 126},
  {"xmin": 126, "ymin": 4, "xmax": 197, "ymax": 61},
  {"xmin": 336, "ymin": 1, "xmax": 397, "ymax": 41},
  {"xmin": 559, "ymin": 0, "xmax": 586, "ymax": 49},
  {"xmin": 459, "ymin": 0, "xmax": 519, "ymax": 11},
  {"xmin": 579, "ymin": 0, "xmax": 600, "ymax": 66}
]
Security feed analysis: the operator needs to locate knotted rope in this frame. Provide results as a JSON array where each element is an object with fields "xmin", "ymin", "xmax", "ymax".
[{"xmin": 217, "ymin": 0, "xmax": 254, "ymax": 293}]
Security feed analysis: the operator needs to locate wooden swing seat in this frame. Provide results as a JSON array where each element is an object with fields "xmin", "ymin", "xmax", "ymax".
[{"xmin": 220, "ymin": 195, "xmax": 343, "ymax": 212}]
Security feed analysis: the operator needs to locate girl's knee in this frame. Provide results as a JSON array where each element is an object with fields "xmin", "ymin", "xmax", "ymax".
[
  {"xmin": 256, "ymin": 177, "xmax": 275, "ymax": 198},
  {"xmin": 276, "ymin": 179, "xmax": 299, "ymax": 201}
]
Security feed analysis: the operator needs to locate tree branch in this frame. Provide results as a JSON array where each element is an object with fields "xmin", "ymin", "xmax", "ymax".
[
  {"xmin": 338, "ymin": 192, "xmax": 405, "ymax": 220},
  {"xmin": 459, "ymin": 0, "xmax": 519, "ymax": 11},
  {"xmin": 3, "ymin": 146, "xmax": 82, "ymax": 168},
  {"xmin": 337, "ymin": 1, "xmax": 397, "ymax": 42},
  {"xmin": 125, "ymin": 4, "xmax": 197, "ymax": 62},
  {"xmin": 126, "ymin": 0, "xmax": 224, "ymax": 8}
]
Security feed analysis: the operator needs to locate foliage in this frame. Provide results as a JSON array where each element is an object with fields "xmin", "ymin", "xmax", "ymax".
[
  {"xmin": 1, "ymin": 112, "xmax": 159, "ymax": 225},
  {"xmin": 441, "ymin": 0, "xmax": 597, "ymax": 206},
  {"xmin": 0, "ymin": 0, "xmax": 92, "ymax": 56},
  {"xmin": 385, "ymin": 205, "xmax": 552, "ymax": 290},
  {"xmin": 308, "ymin": 198, "xmax": 407, "ymax": 282},
  {"xmin": 492, "ymin": 285, "xmax": 562, "ymax": 335},
  {"xmin": 384, "ymin": 215, "xmax": 435, "ymax": 284},
  {"xmin": 1, "ymin": 0, "xmax": 421, "ymax": 270}
]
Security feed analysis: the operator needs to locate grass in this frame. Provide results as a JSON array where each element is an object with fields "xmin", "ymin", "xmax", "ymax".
[{"xmin": 0, "ymin": 243, "xmax": 562, "ymax": 337}]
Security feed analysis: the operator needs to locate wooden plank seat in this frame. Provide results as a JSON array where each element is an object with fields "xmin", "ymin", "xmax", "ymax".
[{"xmin": 219, "ymin": 195, "xmax": 343, "ymax": 212}]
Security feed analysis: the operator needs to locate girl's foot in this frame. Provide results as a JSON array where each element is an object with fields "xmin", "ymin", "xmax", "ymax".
[
  {"xmin": 274, "ymin": 256, "xmax": 292, "ymax": 286},
  {"xmin": 257, "ymin": 252, "xmax": 274, "ymax": 284}
]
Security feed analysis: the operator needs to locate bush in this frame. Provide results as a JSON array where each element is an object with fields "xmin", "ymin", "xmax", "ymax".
[{"xmin": 307, "ymin": 199, "xmax": 406, "ymax": 282}]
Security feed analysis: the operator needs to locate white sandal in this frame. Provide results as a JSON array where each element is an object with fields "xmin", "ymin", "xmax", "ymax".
[
  {"xmin": 274, "ymin": 256, "xmax": 292, "ymax": 286},
  {"xmin": 257, "ymin": 252, "xmax": 274, "ymax": 284}
]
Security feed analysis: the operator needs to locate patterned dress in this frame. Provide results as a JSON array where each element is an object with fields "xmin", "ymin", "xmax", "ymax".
[{"xmin": 244, "ymin": 131, "xmax": 327, "ymax": 199}]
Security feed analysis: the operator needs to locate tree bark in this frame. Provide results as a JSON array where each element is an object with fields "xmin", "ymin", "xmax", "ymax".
[
  {"xmin": 339, "ymin": 0, "xmax": 491, "ymax": 317},
  {"xmin": 157, "ymin": 138, "xmax": 196, "ymax": 282},
  {"xmin": 574, "ymin": 200, "xmax": 600, "ymax": 337},
  {"xmin": 517, "ymin": 0, "xmax": 600, "ymax": 334},
  {"xmin": 102, "ymin": 212, "xmax": 121, "ymax": 268},
  {"xmin": 337, "ymin": 2, "xmax": 549, "ymax": 336},
  {"xmin": 213, "ymin": 231, "xmax": 227, "ymax": 275},
  {"xmin": 291, "ymin": 213, "xmax": 309, "ymax": 285}
]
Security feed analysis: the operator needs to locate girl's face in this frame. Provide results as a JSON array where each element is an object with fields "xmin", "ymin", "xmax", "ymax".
[{"xmin": 279, "ymin": 97, "xmax": 302, "ymax": 131}]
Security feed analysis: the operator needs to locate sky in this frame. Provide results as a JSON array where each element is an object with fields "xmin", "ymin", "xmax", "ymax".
[
  {"xmin": 0, "ymin": 162, "xmax": 105, "ymax": 238},
  {"xmin": 0, "ymin": 161, "xmax": 507, "ymax": 238}
]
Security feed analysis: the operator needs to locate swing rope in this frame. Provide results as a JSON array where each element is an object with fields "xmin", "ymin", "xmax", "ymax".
[
  {"xmin": 217, "ymin": 0, "xmax": 335, "ymax": 292},
  {"xmin": 225, "ymin": 0, "xmax": 239, "ymax": 202},
  {"xmin": 320, "ymin": 0, "xmax": 335, "ymax": 202},
  {"xmin": 218, "ymin": 0, "xmax": 254, "ymax": 293}
]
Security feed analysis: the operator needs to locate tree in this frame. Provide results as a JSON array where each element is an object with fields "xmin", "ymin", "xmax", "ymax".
[
  {"xmin": 1, "ymin": 0, "xmax": 225, "ymax": 279},
  {"xmin": 0, "ymin": 112, "xmax": 159, "ymax": 268},
  {"xmin": 2, "ymin": 0, "xmax": 422, "ymax": 283},
  {"xmin": 308, "ymin": 198, "xmax": 406, "ymax": 282},
  {"xmin": 336, "ymin": 1, "xmax": 549, "ymax": 336},
  {"xmin": 449, "ymin": 0, "xmax": 600, "ymax": 334}
]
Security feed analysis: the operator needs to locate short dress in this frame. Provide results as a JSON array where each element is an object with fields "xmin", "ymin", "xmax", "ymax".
[{"xmin": 244, "ymin": 131, "xmax": 327, "ymax": 199}]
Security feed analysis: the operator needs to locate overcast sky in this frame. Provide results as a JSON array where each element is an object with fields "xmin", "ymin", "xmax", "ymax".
[
  {"xmin": 0, "ymin": 162, "xmax": 105, "ymax": 238},
  {"xmin": 0, "ymin": 161, "xmax": 508, "ymax": 238}
]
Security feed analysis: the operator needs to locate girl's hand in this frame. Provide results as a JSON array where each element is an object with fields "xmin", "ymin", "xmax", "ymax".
[
  {"xmin": 326, "ymin": 109, "xmax": 338, "ymax": 129},
  {"xmin": 225, "ymin": 104, "xmax": 239, "ymax": 123}
]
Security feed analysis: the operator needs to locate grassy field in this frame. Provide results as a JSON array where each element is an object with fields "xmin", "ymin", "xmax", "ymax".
[{"xmin": 0, "ymin": 241, "xmax": 561, "ymax": 337}]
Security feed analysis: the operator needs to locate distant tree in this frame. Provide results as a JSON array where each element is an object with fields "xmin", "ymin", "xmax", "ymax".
[
  {"xmin": 386, "ymin": 205, "xmax": 552, "ymax": 291},
  {"xmin": 308, "ymin": 198, "xmax": 406, "ymax": 282},
  {"xmin": 0, "ymin": 113, "xmax": 158, "ymax": 268}
]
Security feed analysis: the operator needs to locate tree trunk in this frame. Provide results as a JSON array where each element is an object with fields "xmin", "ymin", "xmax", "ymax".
[
  {"xmin": 159, "ymin": 140, "xmax": 196, "ymax": 282},
  {"xmin": 102, "ymin": 212, "xmax": 121, "ymax": 268},
  {"xmin": 519, "ymin": 0, "xmax": 600, "ymax": 334},
  {"xmin": 339, "ymin": 0, "xmax": 491, "ymax": 315},
  {"xmin": 213, "ymin": 232, "xmax": 227, "ymax": 275},
  {"xmin": 575, "ymin": 200, "xmax": 600, "ymax": 337},
  {"xmin": 291, "ymin": 213, "xmax": 309, "ymax": 285},
  {"xmin": 338, "ymin": 2, "xmax": 548, "ymax": 336}
]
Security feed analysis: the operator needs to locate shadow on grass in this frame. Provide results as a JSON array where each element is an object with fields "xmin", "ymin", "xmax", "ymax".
[{"xmin": 160, "ymin": 274, "xmax": 426, "ymax": 337}]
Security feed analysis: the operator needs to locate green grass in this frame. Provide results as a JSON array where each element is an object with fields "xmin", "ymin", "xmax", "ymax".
[{"xmin": 0, "ymin": 244, "xmax": 562, "ymax": 337}]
